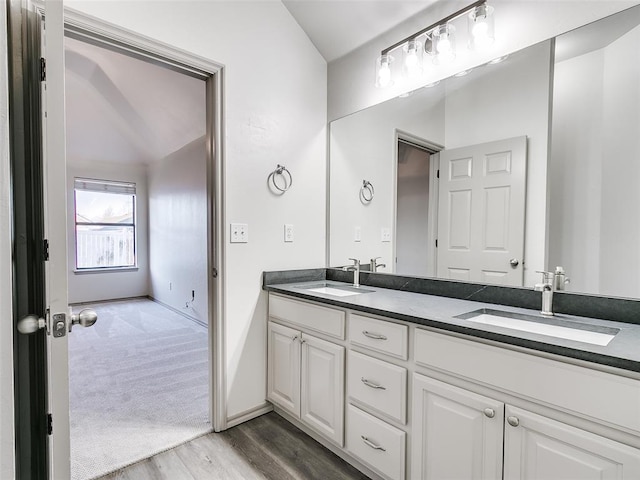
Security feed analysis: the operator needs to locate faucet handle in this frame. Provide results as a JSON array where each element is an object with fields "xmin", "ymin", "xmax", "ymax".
[
  {"xmin": 535, "ymin": 270, "xmax": 554, "ymax": 283},
  {"xmin": 348, "ymin": 258, "xmax": 360, "ymax": 266}
]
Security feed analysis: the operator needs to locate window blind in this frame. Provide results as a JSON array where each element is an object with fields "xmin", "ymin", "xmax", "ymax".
[{"xmin": 74, "ymin": 178, "xmax": 136, "ymax": 195}]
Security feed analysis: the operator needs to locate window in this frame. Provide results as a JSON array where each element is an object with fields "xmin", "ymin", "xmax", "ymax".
[{"xmin": 74, "ymin": 178, "xmax": 136, "ymax": 270}]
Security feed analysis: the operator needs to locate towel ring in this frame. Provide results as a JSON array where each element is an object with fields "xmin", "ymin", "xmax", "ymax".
[
  {"xmin": 269, "ymin": 164, "xmax": 293, "ymax": 193},
  {"xmin": 360, "ymin": 180, "xmax": 374, "ymax": 203}
]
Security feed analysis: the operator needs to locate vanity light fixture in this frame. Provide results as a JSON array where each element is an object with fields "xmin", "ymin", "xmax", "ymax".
[{"xmin": 375, "ymin": 0, "xmax": 495, "ymax": 88}]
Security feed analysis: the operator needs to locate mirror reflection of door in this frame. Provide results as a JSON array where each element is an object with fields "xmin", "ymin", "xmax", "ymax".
[
  {"xmin": 395, "ymin": 137, "xmax": 440, "ymax": 277},
  {"xmin": 437, "ymin": 136, "xmax": 527, "ymax": 286}
]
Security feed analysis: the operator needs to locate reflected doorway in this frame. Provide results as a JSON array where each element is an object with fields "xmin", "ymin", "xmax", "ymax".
[{"xmin": 395, "ymin": 137, "xmax": 440, "ymax": 277}]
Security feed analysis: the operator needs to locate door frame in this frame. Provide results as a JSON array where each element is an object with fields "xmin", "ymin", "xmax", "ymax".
[
  {"xmin": 10, "ymin": 2, "xmax": 227, "ymax": 476},
  {"xmin": 393, "ymin": 129, "xmax": 442, "ymax": 276}
]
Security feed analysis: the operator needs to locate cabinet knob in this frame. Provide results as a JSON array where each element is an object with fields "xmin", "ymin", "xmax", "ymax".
[
  {"xmin": 291, "ymin": 335, "xmax": 298, "ymax": 342},
  {"xmin": 507, "ymin": 416, "xmax": 520, "ymax": 427},
  {"xmin": 484, "ymin": 408, "xmax": 495, "ymax": 418}
]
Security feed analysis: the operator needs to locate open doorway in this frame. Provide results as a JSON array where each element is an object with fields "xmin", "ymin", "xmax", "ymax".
[
  {"xmin": 395, "ymin": 136, "xmax": 440, "ymax": 277},
  {"xmin": 63, "ymin": 35, "xmax": 211, "ymax": 479}
]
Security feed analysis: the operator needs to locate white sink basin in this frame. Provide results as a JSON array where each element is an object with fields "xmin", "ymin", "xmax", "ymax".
[
  {"xmin": 299, "ymin": 283, "xmax": 373, "ymax": 297},
  {"xmin": 458, "ymin": 309, "xmax": 619, "ymax": 346}
]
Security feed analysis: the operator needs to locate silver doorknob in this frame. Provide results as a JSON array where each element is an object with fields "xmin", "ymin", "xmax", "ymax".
[
  {"xmin": 17, "ymin": 315, "xmax": 46, "ymax": 334},
  {"xmin": 509, "ymin": 258, "xmax": 519, "ymax": 267},
  {"xmin": 70, "ymin": 308, "xmax": 98, "ymax": 330},
  {"xmin": 507, "ymin": 416, "xmax": 520, "ymax": 427}
]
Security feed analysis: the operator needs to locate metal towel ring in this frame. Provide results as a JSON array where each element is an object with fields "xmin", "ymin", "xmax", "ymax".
[
  {"xmin": 360, "ymin": 180, "xmax": 374, "ymax": 203},
  {"xmin": 269, "ymin": 164, "xmax": 293, "ymax": 193}
]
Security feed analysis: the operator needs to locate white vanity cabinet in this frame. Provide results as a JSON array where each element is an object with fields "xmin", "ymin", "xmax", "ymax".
[
  {"xmin": 266, "ymin": 290, "xmax": 640, "ymax": 480},
  {"xmin": 267, "ymin": 296, "xmax": 345, "ymax": 446},
  {"xmin": 346, "ymin": 314, "xmax": 409, "ymax": 480},
  {"xmin": 503, "ymin": 405, "xmax": 640, "ymax": 479},
  {"xmin": 412, "ymin": 329, "xmax": 640, "ymax": 480},
  {"xmin": 411, "ymin": 374, "xmax": 504, "ymax": 480}
]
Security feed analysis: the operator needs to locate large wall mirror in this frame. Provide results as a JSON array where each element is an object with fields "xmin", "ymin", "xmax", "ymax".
[{"xmin": 328, "ymin": 4, "xmax": 640, "ymax": 299}]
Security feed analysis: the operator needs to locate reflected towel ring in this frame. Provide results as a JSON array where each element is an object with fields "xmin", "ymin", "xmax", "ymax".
[
  {"xmin": 269, "ymin": 164, "xmax": 293, "ymax": 193},
  {"xmin": 360, "ymin": 180, "xmax": 375, "ymax": 203}
]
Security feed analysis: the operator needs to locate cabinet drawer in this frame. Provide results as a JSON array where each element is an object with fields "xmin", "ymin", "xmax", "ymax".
[
  {"xmin": 415, "ymin": 328, "xmax": 640, "ymax": 435},
  {"xmin": 349, "ymin": 314, "xmax": 408, "ymax": 359},
  {"xmin": 348, "ymin": 351, "xmax": 407, "ymax": 424},
  {"xmin": 269, "ymin": 294, "xmax": 345, "ymax": 339},
  {"xmin": 346, "ymin": 404, "xmax": 406, "ymax": 480}
]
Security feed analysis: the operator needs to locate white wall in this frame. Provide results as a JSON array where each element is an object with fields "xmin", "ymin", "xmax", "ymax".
[
  {"xmin": 66, "ymin": 161, "xmax": 150, "ymax": 303},
  {"xmin": 148, "ymin": 137, "xmax": 208, "ymax": 324},
  {"xmin": 66, "ymin": 0, "xmax": 327, "ymax": 420},
  {"xmin": 0, "ymin": 3, "xmax": 15, "ymax": 477},
  {"xmin": 444, "ymin": 40, "xmax": 552, "ymax": 287},
  {"xmin": 328, "ymin": 0, "xmax": 638, "ymax": 121},
  {"xmin": 550, "ymin": 24, "xmax": 640, "ymax": 297},
  {"xmin": 329, "ymin": 86, "xmax": 445, "ymax": 269}
]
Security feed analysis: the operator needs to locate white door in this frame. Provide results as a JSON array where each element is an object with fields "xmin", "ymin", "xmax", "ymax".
[
  {"xmin": 267, "ymin": 322, "xmax": 301, "ymax": 416},
  {"xmin": 300, "ymin": 333, "xmax": 344, "ymax": 446},
  {"xmin": 43, "ymin": 1, "xmax": 73, "ymax": 477},
  {"xmin": 504, "ymin": 406, "xmax": 640, "ymax": 480},
  {"xmin": 437, "ymin": 136, "xmax": 527, "ymax": 286},
  {"xmin": 411, "ymin": 373, "xmax": 504, "ymax": 480}
]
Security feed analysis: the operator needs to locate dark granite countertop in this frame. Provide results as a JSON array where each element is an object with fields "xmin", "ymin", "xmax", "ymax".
[{"xmin": 264, "ymin": 275, "xmax": 640, "ymax": 375}]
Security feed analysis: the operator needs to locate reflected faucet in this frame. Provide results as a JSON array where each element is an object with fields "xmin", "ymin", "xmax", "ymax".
[
  {"xmin": 370, "ymin": 257, "xmax": 386, "ymax": 272},
  {"xmin": 534, "ymin": 267, "xmax": 570, "ymax": 316},
  {"xmin": 343, "ymin": 258, "xmax": 361, "ymax": 287}
]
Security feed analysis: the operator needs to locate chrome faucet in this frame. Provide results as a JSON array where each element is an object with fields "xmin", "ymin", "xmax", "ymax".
[
  {"xmin": 534, "ymin": 271, "xmax": 554, "ymax": 316},
  {"xmin": 343, "ymin": 258, "xmax": 361, "ymax": 287},
  {"xmin": 534, "ymin": 267, "xmax": 570, "ymax": 316},
  {"xmin": 370, "ymin": 257, "xmax": 386, "ymax": 272}
]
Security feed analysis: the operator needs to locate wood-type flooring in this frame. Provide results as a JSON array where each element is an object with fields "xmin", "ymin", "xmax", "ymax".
[{"xmin": 98, "ymin": 412, "xmax": 371, "ymax": 480}]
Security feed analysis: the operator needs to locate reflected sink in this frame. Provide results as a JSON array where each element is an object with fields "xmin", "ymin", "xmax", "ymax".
[
  {"xmin": 297, "ymin": 282, "xmax": 374, "ymax": 297},
  {"xmin": 456, "ymin": 309, "xmax": 619, "ymax": 346}
]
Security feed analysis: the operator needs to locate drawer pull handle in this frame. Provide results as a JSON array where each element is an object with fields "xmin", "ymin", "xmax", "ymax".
[
  {"xmin": 361, "ymin": 377, "xmax": 386, "ymax": 390},
  {"xmin": 361, "ymin": 435, "xmax": 386, "ymax": 451},
  {"xmin": 362, "ymin": 331, "xmax": 387, "ymax": 340}
]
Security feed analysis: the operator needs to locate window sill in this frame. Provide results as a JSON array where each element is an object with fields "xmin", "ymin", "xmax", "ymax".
[{"xmin": 74, "ymin": 267, "xmax": 139, "ymax": 275}]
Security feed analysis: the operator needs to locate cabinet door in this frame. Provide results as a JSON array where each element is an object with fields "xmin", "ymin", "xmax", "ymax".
[
  {"xmin": 412, "ymin": 373, "xmax": 504, "ymax": 480},
  {"xmin": 267, "ymin": 322, "xmax": 301, "ymax": 416},
  {"xmin": 504, "ymin": 406, "xmax": 640, "ymax": 480},
  {"xmin": 301, "ymin": 333, "xmax": 345, "ymax": 446}
]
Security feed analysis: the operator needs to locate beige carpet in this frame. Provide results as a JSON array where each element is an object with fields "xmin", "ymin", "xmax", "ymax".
[{"xmin": 69, "ymin": 298, "xmax": 211, "ymax": 480}]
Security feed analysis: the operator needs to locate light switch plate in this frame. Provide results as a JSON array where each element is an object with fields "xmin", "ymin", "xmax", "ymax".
[
  {"xmin": 354, "ymin": 226, "xmax": 362, "ymax": 242},
  {"xmin": 381, "ymin": 227, "xmax": 391, "ymax": 242},
  {"xmin": 230, "ymin": 223, "xmax": 249, "ymax": 243},
  {"xmin": 284, "ymin": 224, "xmax": 294, "ymax": 242}
]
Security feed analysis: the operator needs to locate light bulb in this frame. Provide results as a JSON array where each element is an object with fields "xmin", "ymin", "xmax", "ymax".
[
  {"xmin": 468, "ymin": 4, "xmax": 495, "ymax": 50},
  {"xmin": 432, "ymin": 24, "xmax": 456, "ymax": 64},
  {"xmin": 378, "ymin": 64, "xmax": 391, "ymax": 87},
  {"xmin": 436, "ymin": 36, "xmax": 451, "ymax": 54},
  {"xmin": 402, "ymin": 40, "xmax": 423, "ymax": 79},
  {"xmin": 375, "ymin": 54, "xmax": 394, "ymax": 88}
]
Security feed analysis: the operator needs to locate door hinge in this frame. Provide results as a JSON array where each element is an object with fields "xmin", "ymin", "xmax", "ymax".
[
  {"xmin": 43, "ymin": 239, "xmax": 49, "ymax": 261},
  {"xmin": 435, "ymin": 239, "xmax": 438, "ymax": 248},
  {"xmin": 47, "ymin": 413, "xmax": 52, "ymax": 435},
  {"xmin": 40, "ymin": 58, "xmax": 46, "ymax": 82},
  {"xmin": 436, "ymin": 169, "xmax": 440, "ymax": 179}
]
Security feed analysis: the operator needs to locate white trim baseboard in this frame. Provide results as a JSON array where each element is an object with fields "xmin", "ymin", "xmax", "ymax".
[{"xmin": 226, "ymin": 403, "xmax": 273, "ymax": 429}]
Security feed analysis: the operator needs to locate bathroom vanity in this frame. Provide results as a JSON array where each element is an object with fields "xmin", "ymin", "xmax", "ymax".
[{"xmin": 264, "ymin": 270, "xmax": 640, "ymax": 480}]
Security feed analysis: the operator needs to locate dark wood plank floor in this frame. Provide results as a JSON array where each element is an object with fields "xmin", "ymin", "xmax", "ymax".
[{"xmin": 98, "ymin": 412, "xmax": 371, "ymax": 480}]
